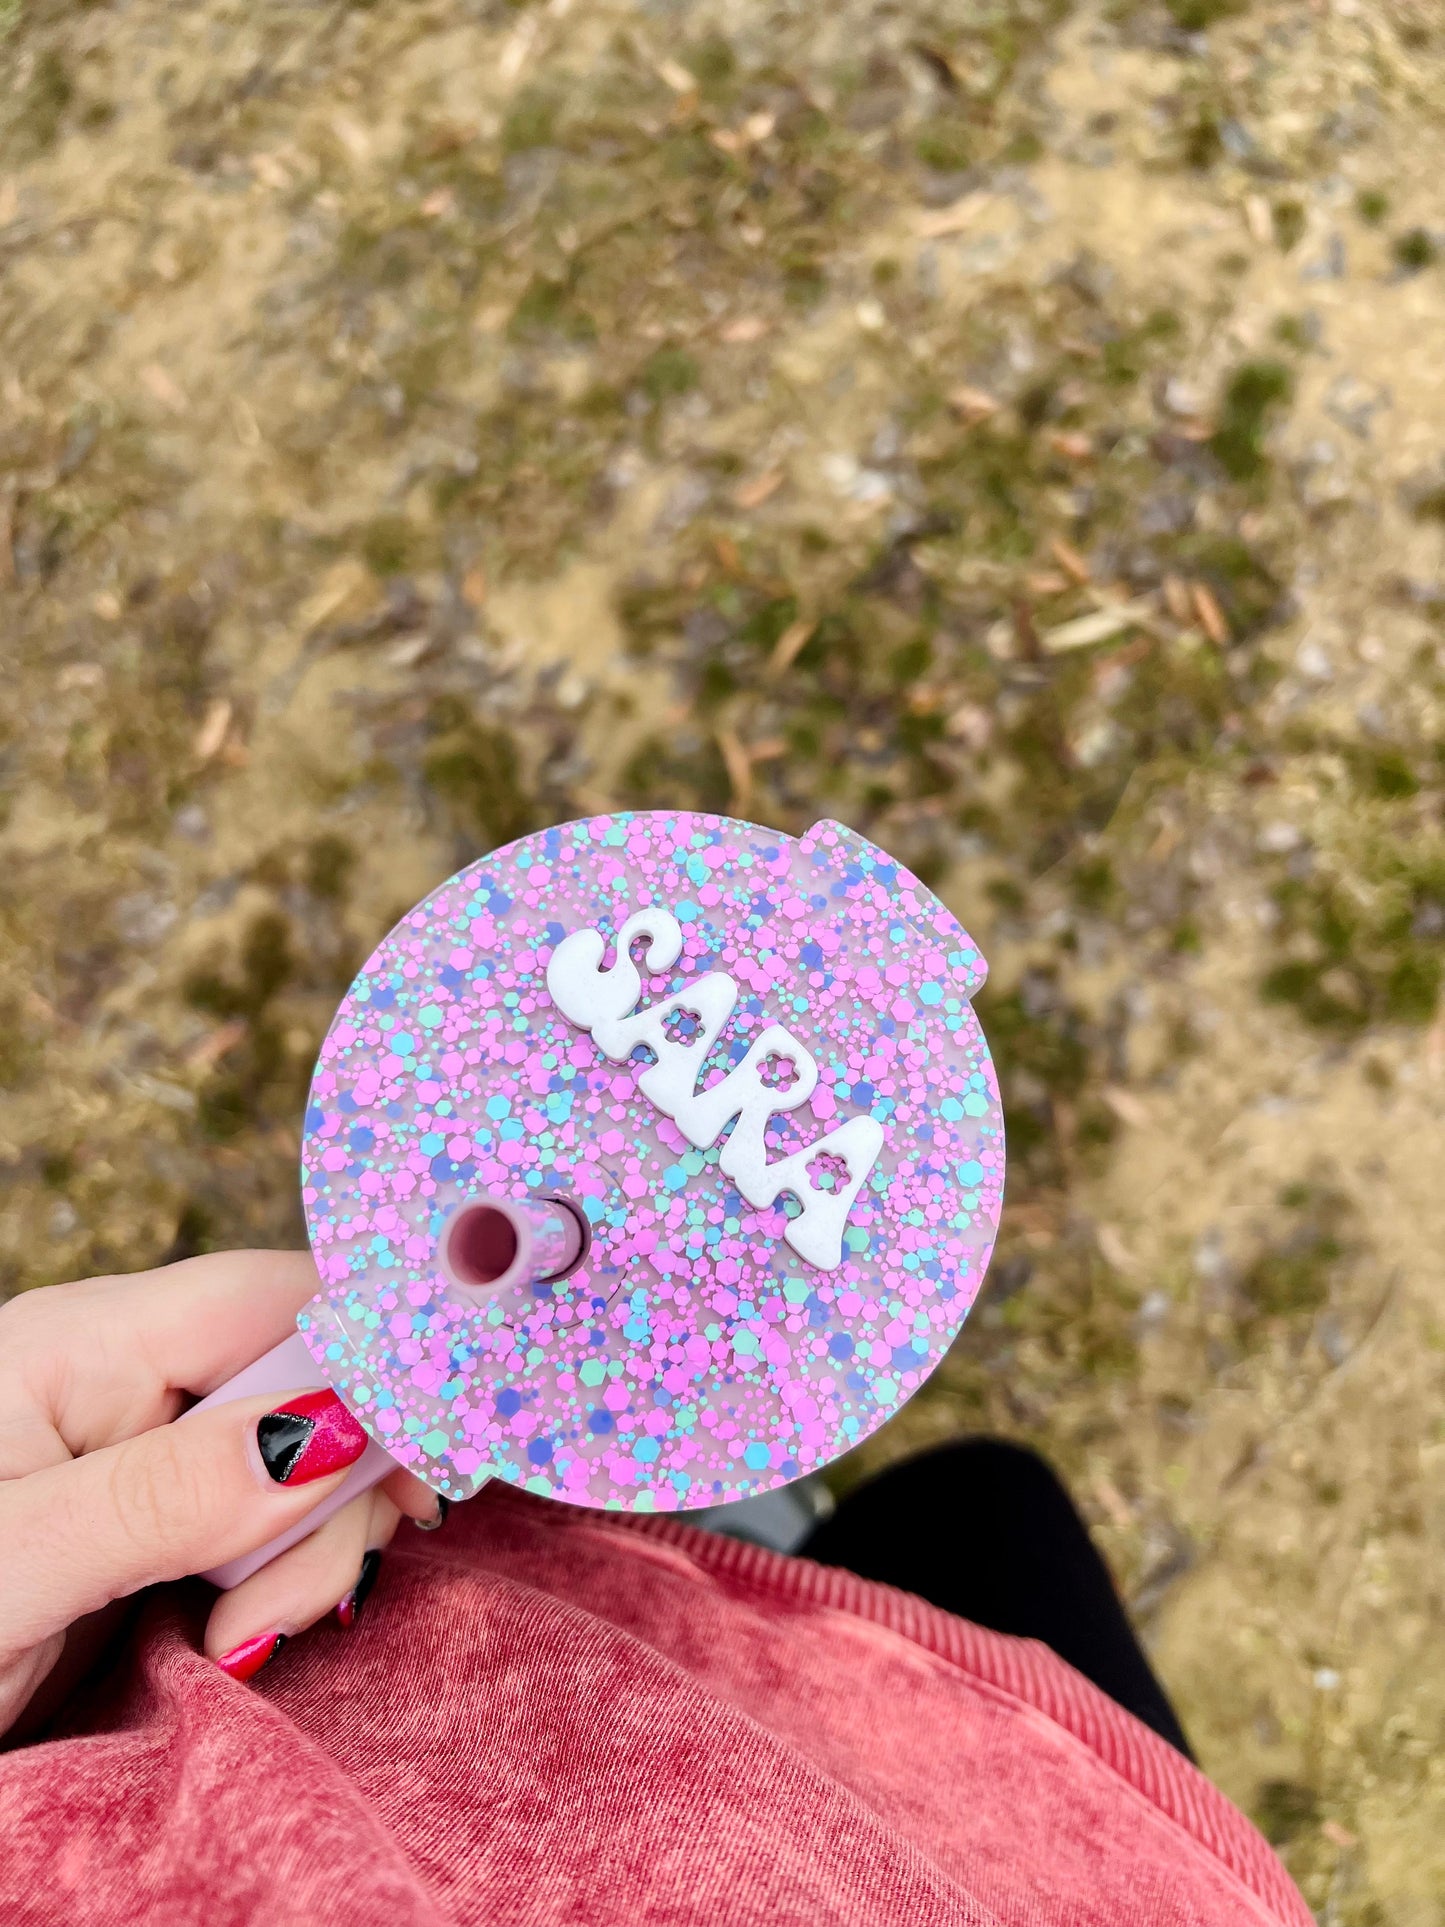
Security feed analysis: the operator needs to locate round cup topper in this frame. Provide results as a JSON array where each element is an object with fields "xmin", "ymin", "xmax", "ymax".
[{"xmin": 298, "ymin": 811, "xmax": 1004, "ymax": 1511}]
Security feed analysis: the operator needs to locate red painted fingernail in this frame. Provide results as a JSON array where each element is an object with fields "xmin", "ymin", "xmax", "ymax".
[
  {"xmin": 256, "ymin": 1389, "xmax": 368, "ymax": 1486},
  {"xmin": 216, "ymin": 1631, "xmax": 287, "ymax": 1682}
]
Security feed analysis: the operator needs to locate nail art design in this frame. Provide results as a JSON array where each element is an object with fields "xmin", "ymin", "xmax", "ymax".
[
  {"xmin": 216, "ymin": 1631, "xmax": 287, "ymax": 1682},
  {"xmin": 414, "ymin": 1495, "xmax": 450, "ymax": 1532},
  {"xmin": 257, "ymin": 1388, "xmax": 368, "ymax": 1486},
  {"xmin": 336, "ymin": 1549, "xmax": 382, "ymax": 1630}
]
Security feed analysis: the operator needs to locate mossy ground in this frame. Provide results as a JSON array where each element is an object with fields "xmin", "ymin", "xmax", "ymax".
[{"xmin": 3, "ymin": 1, "xmax": 1445, "ymax": 1916}]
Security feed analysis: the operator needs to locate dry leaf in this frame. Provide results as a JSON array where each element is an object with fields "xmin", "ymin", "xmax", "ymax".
[
  {"xmin": 140, "ymin": 363, "xmax": 188, "ymax": 415},
  {"xmin": 462, "ymin": 566, "xmax": 487, "ymax": 608},
  {"xmin": 1050, "ymin": 535, "xmax": 1091, "ymax": 583},
  {"xmin": 657, "ymin": 57, "xmax": 697, "ymax": 92},
  {"xmin": 499, "ymin": 13, "xmax": 540, "ymax": 80},
  {"xmin": 712, "ymin": 534, "xmax": 742, "ymax": 574},
  {"xmin": 1162, "ymin": 574, "xmax": 1193, "ymax": 624},
  {"xmin": 947, "ymin": 384, "xmax": 999, "ymax": 423},
  {"xmin": 1146, "ymin": 819, "xmax": 1182, "ymax": 864},
  {"xmin": 1091, "ymin": 1471, "xmax": 1135, "ymax": 1528},
  {"xmin": 187, "ymin": 1018, "xmax": 249, "ymax": 1071},
  {"xmin": 1041, "ymin": 599, "xmax": 1154, "ymax": 653},
  {"xmin": 193, "ymin": 697, "xmax": 234, "ymax": 762},
  {"xmin": 1102, "ymin": 1086, "xmax": 1150, "ymax": 1129},
  {"xmin": 421, "ymin": 187, "xmax": 456, "ymax": 219},
  {"xmin": 709, "ymin": 128, "xmax": 746, "ymax": 156},
  {"xmin": 1243, "ymin": 193, "xmax": 1272, "ymax": 244},
  {"xmin": 298, "ymin": 558, "xmax": 372, "ymax": 633},
  {"xmin": 768, "ymin": 617, "xmax": 815, "ymax": 674},
  {"xmin": 91, "ymin": 592, "xmax": 122, "ymax": 621},
  {"xmin": 720, "ymin": 314, "xmax": 769, "ymax": 344},
  {"xmin": 1046, "ymin": 429, "xmax": 1094, "ymax": 463},
  {"xmin": 742, "ymin": 110, "xmax": 776, "ymax": 143},
  {"xmin": 1025, "ymin": 570, "xmax": 1069, "ymax": 597},
  {"xmin": 250, "ymin": 152, "xmax": 290, "ymax": 189},
  {"xmin": 716, "ymin": 728, "xmax": 752, "ymax": 809},
  {"xmin": 1321, "ymin": 1821, "xmax": 1358, "ymax": 1851},
  {"xmin": 945, "ymin": 702, "xmax": 992, "ymax": 750},
  {"xmin": 0, "ymin": 179, "xmax": 18, "ymax": 227},
  {"xmin": 733, "ymin": 468, "xmax": 784, "ymax": 510},
  {"xmin": 916, "ymin": 190, "xmax": 990, "ymax": 239},
  {"xmin": 749, "ymin": 737, "xmax": 786, "ymax": 761},
  {"xmin": 1191, "ymin": 581, "xmax": 1229, "ymax": 645},
  {"xmin": 230, "ymin": 396, "xmax": 262, "ymax": 448},
  {"xmin": 57, "ymin": 662, "xmax": 104, "ymax": 692},
  {"xmin": 331, "ymin": 113, "xmax": 370, "ymax": 161}
]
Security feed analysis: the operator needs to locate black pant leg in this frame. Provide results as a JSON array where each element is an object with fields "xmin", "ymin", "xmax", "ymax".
[{"xmin": 801, "ymin": 1438, "xmax": 1194, "ymax": 1760}]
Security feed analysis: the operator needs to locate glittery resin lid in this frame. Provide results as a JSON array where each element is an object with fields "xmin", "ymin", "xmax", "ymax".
[{"xmin": 298, "ymin": 811, "xmax": 1005, "ymax": 1511}]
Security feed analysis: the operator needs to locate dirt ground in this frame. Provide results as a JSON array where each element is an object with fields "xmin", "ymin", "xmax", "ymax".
[{"xmin": 2, "ymin": 0, "xmax": 1443, "ymax": 1916}]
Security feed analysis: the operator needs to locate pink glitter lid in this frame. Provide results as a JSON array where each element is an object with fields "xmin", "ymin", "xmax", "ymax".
[{"xmin": 297, "ymin": 811, "xmax": 1004, "ymax": 1512}]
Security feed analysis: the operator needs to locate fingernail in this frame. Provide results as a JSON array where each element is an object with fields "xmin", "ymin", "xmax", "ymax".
[
  {"xmin": 257, "ymin": 1389, "xmax": 368, "ymax": 1486},
  {"xmin": 216, "ymin": 1631, "xmax": 287, "ymax": 1682},
  {"xmin": 414, "ymin": 1495, "xmax": 450, "ymax": 1532},
  {"xmin": 336, "ymin": 1549, "xmax": 382, "ymax": 1630}
]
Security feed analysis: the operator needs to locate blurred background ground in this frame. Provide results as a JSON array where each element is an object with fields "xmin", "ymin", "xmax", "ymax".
[{"xmin": 2, "ymin": 0, "xmax": 1443, "ymax": 1916}]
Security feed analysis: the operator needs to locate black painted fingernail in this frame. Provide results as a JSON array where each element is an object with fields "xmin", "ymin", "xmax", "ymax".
[
  {"xmin": 256, "ymin": 1389, "xmax": 367, "ymax": 1486},
  {"xmin": 414, "ymin": 1495, "xmax": 449, "ymax": 1532},
  {"xmin": 335, "ymin": 1549, "xmax": 382, "ymax": 1630}
]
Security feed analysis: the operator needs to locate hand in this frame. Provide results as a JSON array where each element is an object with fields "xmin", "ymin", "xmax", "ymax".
[{"xmin": 0, "ymin": 1250, "xmax": 440, "ymax": 1740}]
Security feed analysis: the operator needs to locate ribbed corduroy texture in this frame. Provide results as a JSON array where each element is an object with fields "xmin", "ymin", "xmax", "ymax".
[{"xmin": 0, "ymin": 1485, "xmax": 1310, "ymax": 1927}]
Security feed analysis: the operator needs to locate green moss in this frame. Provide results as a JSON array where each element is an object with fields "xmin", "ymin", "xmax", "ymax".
[
  {"xmin": 1209, "ymin": 359, "xmax": 1294, "ymax": 483},
  {"xmin": 1271, "ymin": 313, "xmax": 1313, "ymax": 352},
  {"xmin": 782, "ymin": 254, "xmax": 828, "ymax": 310},
  {"xmin": 1182, "ymin": 106, "xmax": 1224, "ymax": 172},
  {"xmin": 360, "ymin": 515, "xmax": 419, "ymax": 578},
  {"xmin": 684, "ymin": 32, "xmax": 736, "ymax": 98},
  {"xmin": 1165, "ymin": 0, "xmax": 1245, "ymax": 26},
  {"xmin": 304, "ymin": 834, "xmax": 356, "ymax": 901},
  {"xmin": 618, "ymin": 729, "xmax": 729, "ymax": 814},
  {"xmin": 641, "ymin": 345, "xmax": 700, "ymax": 403},
  {"xmin": 1070, "ymin": 855, "xmax": 1119, "ymax": 914},
  {"xmin": 1243, "ymin": 1230, "xmax": 1339, "ymax": 1319},
  {"xmin": 509, "ymin": 274, "xmax": 596, "ymax": 344},
  {"xmin": 501, "ymin": 85, "xmax": 558, "ymax": 154},
  {"xmin": 1254, "ymin": 1780, "xmax": 1320, "ymax": 1847},
  {"xmin": 914, "ymin": 116, "xmax": 973, "ymax": 174},
  {"xmin": 1355, "ymin": 187, "xmax": 1389, "ymax": 226},
  {"xmin": 1385, "ymin": 949, "xmax": 1441, "ymax": 1024},
  {"xmin": 421, "ymin": 699, "xmax": 534, "ymax": 851},
  {"xmin": 1272, "ymin": 199, "xmax": 1306, "ymax": 253},
  {"xmin": 887, "ymin": 635, "xmax": 933, "ymax": 685},
  {"xmin": 19, "ymin": 48, "xmax": 74, "ymax": 152},
  {"xmin": 1392, "ymin": 227, "xmax": 1437, "ymax": 272},
  {"xmin": 183, "ymin": 910, "xmax": 295, "ymax": 1022}
]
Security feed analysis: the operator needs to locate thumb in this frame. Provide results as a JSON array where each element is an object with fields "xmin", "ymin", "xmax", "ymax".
[{"xmin": 0, "ymin": 1388, "xmax": 369, "ymax": 1655}]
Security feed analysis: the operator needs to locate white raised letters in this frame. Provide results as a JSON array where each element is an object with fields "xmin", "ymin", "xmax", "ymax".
[{"xmin": 547, "ymin": 911, "xmax": 885, "ymax": 1271}]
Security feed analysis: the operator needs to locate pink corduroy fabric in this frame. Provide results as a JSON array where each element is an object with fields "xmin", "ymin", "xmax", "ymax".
[{"xmin": 0, "ymin": 1485, "xmax": 1309, "ymax": 1927}]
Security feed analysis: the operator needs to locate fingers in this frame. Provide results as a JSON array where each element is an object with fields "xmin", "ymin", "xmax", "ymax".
[
  {"xmin": 204, "ymin": 1486, "xmax": 403, "ymax": 1670},
  {"xmin": 0, "ymin": 1251, "xmax": 320, "ymax": 1463},
  {"xmin": 0, "ymin": 1387, "xmax": 369, "ymax": 1656},
  {"xmin": 381, "ymin": 1463, "xmax": 448, "ymax": 1529}
]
